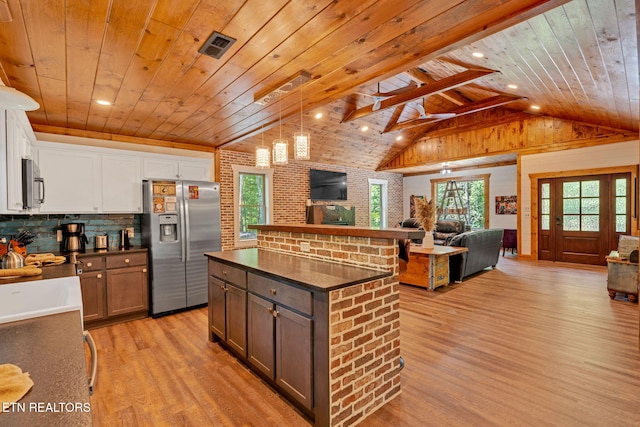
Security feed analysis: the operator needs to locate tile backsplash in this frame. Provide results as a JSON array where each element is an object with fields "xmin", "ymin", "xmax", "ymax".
[{"xmin": 0, "ymin": 214, "xmax": 142, "ymax": 253}]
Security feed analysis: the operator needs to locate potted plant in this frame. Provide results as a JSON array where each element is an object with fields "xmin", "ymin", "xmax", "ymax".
[{"xmin": 414, "ymin": 197, "xmax": 436, "ymax": 248}]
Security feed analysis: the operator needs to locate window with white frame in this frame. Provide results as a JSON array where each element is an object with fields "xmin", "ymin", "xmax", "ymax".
[
  {"xmin": 368, "ymin": 178, "xmax": 388, "ymax": 227},
  {"xmin": 232, "ymin": 165, "xmax": 273, "ymax": 247}
]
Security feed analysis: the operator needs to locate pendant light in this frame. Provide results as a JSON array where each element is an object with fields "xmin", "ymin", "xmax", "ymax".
[
  {"xmin": 294, "ymin": 88, "xmax": 310, "ymax": 160},
  {"xmin": 272, "ymin": 94, "xmax": 288, "ymax": 165},
  {"xmin": 255, "ymin": 125, "xmax": 270, "ymax": 169},
  {"xmin": 0, "ymin": 85, "xmax": 39, "ymax": 110}
]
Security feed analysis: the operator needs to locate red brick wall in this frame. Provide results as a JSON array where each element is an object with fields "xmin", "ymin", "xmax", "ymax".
[{"xmin": 218, "ymin": 150, "xmax": 404, "ymax": 250}]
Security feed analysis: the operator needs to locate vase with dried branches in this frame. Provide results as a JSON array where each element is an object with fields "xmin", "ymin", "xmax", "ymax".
[{"xmin": 414, "ymin": 197, "xmax": 436, "ymax": 248}]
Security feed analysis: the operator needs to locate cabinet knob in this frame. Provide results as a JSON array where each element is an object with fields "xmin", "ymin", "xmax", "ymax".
[
  {"xmin": 270, "ymin": 288, "xmax": 277, "ymax": 295},
  {"xmin": 142, "ymin": 268, "xmax": 147, "ymax": 273},
  {"xmin": 96, "ymin": 274, "xmax": 102, "ymax": 279},
  {"xmin": 272, "ymin": 310, "xmax": 279, "ymax": 318},
  {"xmin": 267, "ymin": 307, "xmax": 274, "ymax": 314},
  {"xmin": 124, "ymin": 258, "xmax": 130, "ymax": 264},
  {"xmin": 87, "ymin": 262, "xmax": 92, "ymax": 267}
]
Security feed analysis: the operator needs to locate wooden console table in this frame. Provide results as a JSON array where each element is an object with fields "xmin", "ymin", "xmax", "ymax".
[{"xmin": 399, "ymin": 245, "xmax": 468, "ymax": 290}]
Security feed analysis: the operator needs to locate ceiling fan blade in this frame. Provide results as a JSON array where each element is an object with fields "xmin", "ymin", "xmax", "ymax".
[
  {"xmin": 428, "ymin": 113, "xmax": 456, "ymax": 119},
  {"xmin": 372, "ymin": 98, "xmax": 382, "ymax": 111}
]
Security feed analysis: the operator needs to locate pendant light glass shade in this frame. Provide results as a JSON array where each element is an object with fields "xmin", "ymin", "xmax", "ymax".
[
  {"xmin": 255, "ymin": 146, "xmax": 270, "ymax": 168},
  {"xmin": 294, "ymin": 132, "xmax": 310, "ymax": 160},
  {"xmin": 255, "ymin": 125, "xmax": 271, "ymax": 169},
  {"xmin": 272, "ymin": 94, "xmax": 288, "ymax": 165},
  {"xmin": 272, "ymin": 139, "xmax": 289, "ymax": 165},
  {"xmin": 294, "ymin": 88, "xmax": 310, "ymax": 160}
]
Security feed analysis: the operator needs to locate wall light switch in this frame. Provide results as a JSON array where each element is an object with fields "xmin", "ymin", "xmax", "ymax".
[
  {"xmin": 56, "ymin": 229, "xmax": 62, "ymax": 242},
  {"xmin": 300, "ymin": 241, "xmax": 310, "ymax": 252},
  {"xmin": 126, "ymin": 227, "xmax": 134, "ymax": 238}
]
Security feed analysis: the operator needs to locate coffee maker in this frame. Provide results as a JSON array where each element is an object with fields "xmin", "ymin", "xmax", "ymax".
[{"xmin": 61, "ymin": 223, "xmax": 88, "ymax": 253}]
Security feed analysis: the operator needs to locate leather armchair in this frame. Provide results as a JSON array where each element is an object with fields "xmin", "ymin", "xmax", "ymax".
[{"xmin": 433, "ymin": 220, "xmax": 465, "ymax": 245}]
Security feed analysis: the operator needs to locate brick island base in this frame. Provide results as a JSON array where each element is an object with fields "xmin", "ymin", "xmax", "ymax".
[{"xmin": 248, "ymin": 224, "xmax": 422, "ymax": 426}]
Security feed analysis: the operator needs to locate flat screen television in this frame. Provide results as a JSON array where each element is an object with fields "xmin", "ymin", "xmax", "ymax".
[{"xmin": 309, "ymin": 169, "xmax": 347, "ymax": 200}]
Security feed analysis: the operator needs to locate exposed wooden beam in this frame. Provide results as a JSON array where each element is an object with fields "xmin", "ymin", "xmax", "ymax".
[
  {"xmin": 383, "ymin": 105, "xmax": 406, "ymax": 133},
  {"xmin": 341, "ymin": 68, "xmax": 498, "ymax": 123},
  {"xmin": 385, "ymin": 94, "xmax": 524, "ymax": 133},
  {"xmin": 401, "ymin": 159, "xmax": 518, "ymax": 177},
  {"xmin": 403, "ymin": 68, "xmax": 469, "ymax": 106},
  {"xmin": 31, "ymin": 124, "xmax": 217, "ymax": 153}
]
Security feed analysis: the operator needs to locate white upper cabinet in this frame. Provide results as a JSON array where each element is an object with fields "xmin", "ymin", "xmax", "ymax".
[
  {"xmin": 142, "ymin": 157, "xmax": 179, "ymax": 180},
  {"xmin": 1, "ymin": 110, "xmax": 35, "ymax": 213},
  {"xmin": 177, "ymin": 160, "xmax": 211, "ymax": 181},
  {"xmin": 33, "ymin": 139, "xmax": 213, "ymax": 214},
  {"xmin": 36, "ymin": 143, "xmax": 102, "ymax": 213},
  {"xmin": 102, "ymin": 154, "xmax": 142, "ymax": 213},
  {"xmin": 142, "ymin": 157, "xmax": 211, "ymax": 181}
]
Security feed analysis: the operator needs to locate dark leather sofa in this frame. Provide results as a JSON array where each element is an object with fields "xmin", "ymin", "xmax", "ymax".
[
  {"xmin": 448, "ymin": 229, "xmax": 504, "ymax": 282},
  {"xmin": 398, "ymin": 218, "xmax": 465, "ymax": 245}
]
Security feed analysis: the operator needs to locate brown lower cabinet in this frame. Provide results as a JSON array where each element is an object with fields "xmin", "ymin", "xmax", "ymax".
[
  {"xmin": 78, "ymin": 249, "xmax": 149, "ymax": 327},
  {"xmin": 208, "ymin": 259, "xmax": 314, "ymax": 414}
]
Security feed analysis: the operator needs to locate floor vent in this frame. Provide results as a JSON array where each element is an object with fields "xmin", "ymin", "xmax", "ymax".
[{"xmin": 199, "ymin": 32, "xmax": 236, "ymax": 59}]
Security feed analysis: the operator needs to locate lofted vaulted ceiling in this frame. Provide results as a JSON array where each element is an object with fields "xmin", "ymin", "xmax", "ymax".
[{"xmin": 0, "ymin": 0, "xmax": 637, "ymax": 174}]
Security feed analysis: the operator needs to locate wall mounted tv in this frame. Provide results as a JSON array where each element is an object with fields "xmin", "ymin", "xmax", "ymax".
[{"xmin": 309, "ymin": 169, "xmax": 347, "ymax": 201}]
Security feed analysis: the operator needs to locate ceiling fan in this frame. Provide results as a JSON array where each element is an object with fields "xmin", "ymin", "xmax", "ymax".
[
  {"xmin": 356, "ymin": 83, "xmax": 417, "ymax": 111},
  {"xmin": 415, "ymin": 101, "xmax": 456, "ymax": 120}
]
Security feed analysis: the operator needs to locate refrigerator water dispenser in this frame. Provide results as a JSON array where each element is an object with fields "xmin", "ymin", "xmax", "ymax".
[{"xmin": 158, "ymin": 214, "xmax": 178, "ymax": 242}]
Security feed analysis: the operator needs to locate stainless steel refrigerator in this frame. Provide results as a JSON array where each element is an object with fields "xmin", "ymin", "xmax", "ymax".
[{"xmin": 142, "ymin": 179, "xmax": 221, "ymax": 316}]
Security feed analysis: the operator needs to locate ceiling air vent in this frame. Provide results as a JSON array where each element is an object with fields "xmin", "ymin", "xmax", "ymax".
[
  {"xmin": 254, "ymin": 71, "xmax": 312, "ymax": 105},
  {"xmin": 199, "ymin": 31, "xmax": 236, "ymax": 59}
]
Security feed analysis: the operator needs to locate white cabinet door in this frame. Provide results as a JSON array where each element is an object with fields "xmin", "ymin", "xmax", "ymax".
[
  {"xmin": 142, "ymin": 157, "xmax": 211, "ymax": 181},
  {"xmin": 178, "ymin": 160, "xmax": 211, "ymax": 181},
  {"xmin": 37, "ymin": 146, "xmax": 102, "ymax": 213},
  {"xmin": 102, "ymin": 154, "xmax": 142, "ymax": 213},
  {"xmin": 4, "ymin": 110, "xmax": 34, "ymax": 212},
  {"xmin": 142, "ymin": 158, "xmax": 179, "ymax": 180}
]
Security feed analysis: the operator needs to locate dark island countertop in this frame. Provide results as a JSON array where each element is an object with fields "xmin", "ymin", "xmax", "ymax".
[
  {"xmin": 205, "ymin": 248, "xmax": 392, "ymax": 292},
  {"xmin": 0, "ymin": 311, "xmax": 92, "ymax": 426}
]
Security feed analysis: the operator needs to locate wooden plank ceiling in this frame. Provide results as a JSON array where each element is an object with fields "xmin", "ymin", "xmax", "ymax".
[{"xmin": 0, "ymin": 0, "xmax": 637, "ymax": 173}]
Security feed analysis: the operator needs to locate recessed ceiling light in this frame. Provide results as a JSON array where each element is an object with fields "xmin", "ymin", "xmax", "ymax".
[
  {"xmin": 472, "ymin": 52, "xmax": 484, "ymax": 58},
  {"xmin": 314, "ymin": 112, "xmax": 323, "ymax": 119},
  {"xmin": 507, "ymin": 84, "xmax": 518, "ymax": 89},
  {"xmin": 396, "ymin": 135, "xmax": 402, "ymax": 141},
  {"xmin": 531, "ymin": 105, "xmax": 541, "ymax": 110},
  {"xmin": 96, "ymin": 100, "xmax": 111, "ymax": 106},
  {"xmin": 361, "ymin": 125, "xmax": 368, "ymax": 132}
]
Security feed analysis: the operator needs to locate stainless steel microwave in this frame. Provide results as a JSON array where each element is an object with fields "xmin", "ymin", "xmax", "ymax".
[{"xmin": 22, "ymin": 158, "xmax": 45, "ymax": 209}]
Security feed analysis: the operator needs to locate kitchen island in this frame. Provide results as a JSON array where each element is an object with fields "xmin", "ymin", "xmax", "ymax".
[{"xmin": 207, "ymin": 224, "xmax": 422, "ymax": 427}]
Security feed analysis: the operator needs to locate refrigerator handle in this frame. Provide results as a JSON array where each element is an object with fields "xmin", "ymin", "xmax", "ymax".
[
  {"xmin": 184, "ymin": 198, "xmax": 191, "ymax": 261},
  {"xmin": 179, "ymin": 193, "xmax": 186, "ymax": 262}
]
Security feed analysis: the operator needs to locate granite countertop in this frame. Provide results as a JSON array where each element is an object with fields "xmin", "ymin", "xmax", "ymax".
[
  {"xmin": 205, "ymin": 248, "xmax": 392, "ymax": 292},
  {"xmin": 75, "ymin": 246, "xmax": 147, "ymax": 257},
  {"xmin": 0, "ymin": 311, "xmax": 92, "ymax": 426},
  {"xmin": 0, "ymin": 263, "xmax": 76, "ymax": 285}
]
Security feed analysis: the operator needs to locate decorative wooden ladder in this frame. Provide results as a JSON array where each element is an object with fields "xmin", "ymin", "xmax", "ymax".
[{"xmin": 437, "ymin": 180, "xmax": 469, "ymax": 223}]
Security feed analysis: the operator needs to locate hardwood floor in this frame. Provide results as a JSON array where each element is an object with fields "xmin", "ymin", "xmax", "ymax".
[{"xmin": 88, "ymin": 256, "xmax": 640, "ymax": 426}]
